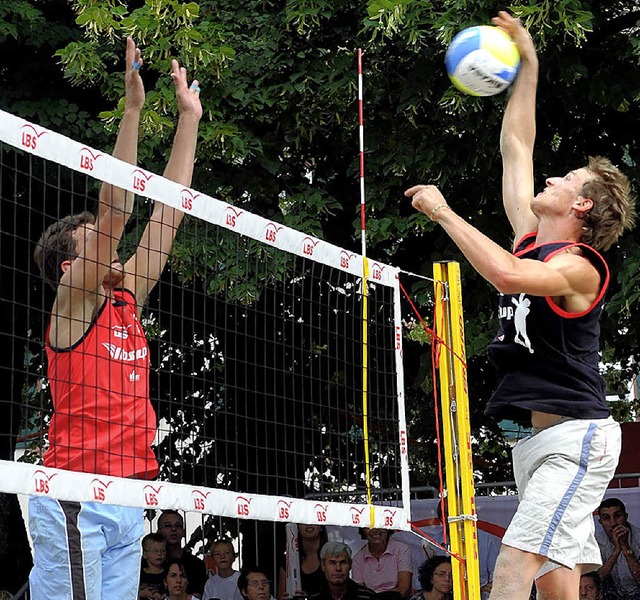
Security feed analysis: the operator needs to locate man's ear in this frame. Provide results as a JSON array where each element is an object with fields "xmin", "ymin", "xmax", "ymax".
[
  {"xmin": 573, "ymin": 195, "xmax": 594, "ymax": 217},
  {"xmin": 60, "ymin": 260, "xmax": 72, "ymax": 274}
]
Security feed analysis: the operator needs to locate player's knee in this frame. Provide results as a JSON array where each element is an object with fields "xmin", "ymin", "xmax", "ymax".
[{"xmin": 493, "ymin": 545, "xmax": 545, "ymax": 588}]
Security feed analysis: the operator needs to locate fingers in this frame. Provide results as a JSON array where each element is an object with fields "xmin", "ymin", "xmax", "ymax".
[
  {"xmin": 404, "ymin": 185, "xmax": 427, "ymax": 197},
  {"xmin": 171, "ymin": 58, "xmax": 182, "ymax": 80},
  {"xmin": 492, "ymin": 11, "xmax": 519, "ymax": 27},
  {"xmin": 491, "ymin": 11, "xmax": 523, "ymax": 35},
  {"xmin": 170, "ymin": 60, "xmax": 200, "ymax": 92},
  {"xmin": 126, "ymin": 37, "xmax": 143, "ymax": 72},
  {"xmin": 170, "ymin": 60, "xmax": 188, "ymax": 83}
]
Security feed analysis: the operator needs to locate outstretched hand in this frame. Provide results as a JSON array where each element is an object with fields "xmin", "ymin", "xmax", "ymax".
[
  {"xmin": 124, "ymin": 37, "xmax": 145, "ymax": 111},
  {"xmin": 491, "ymin": 11, "xmax": 536, "ymax": 63},
  {"xmin": 405, "ymin": 185, "xmax": 450, "ymax": 221},
  {"xmin": 171, "ymin": 59, "xmax": 203, "ymax": 120}
]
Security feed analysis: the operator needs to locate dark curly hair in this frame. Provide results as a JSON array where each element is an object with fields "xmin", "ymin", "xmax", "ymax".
[
  {"xmin": 417, "ymin": 556, "xmax": 451, "ymax": 592},
  {"xmin": 580, "ymin": 571, "xmax": 602, "ymax": 594},
  {"xmin": 238, "ymin": 565, "xmax": 270, "ymax": 598}
]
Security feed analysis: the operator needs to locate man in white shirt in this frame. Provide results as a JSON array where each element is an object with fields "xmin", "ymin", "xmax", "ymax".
[{"xmin": 596, "ymin": 498, "xmax": 640, "ymax": 600}]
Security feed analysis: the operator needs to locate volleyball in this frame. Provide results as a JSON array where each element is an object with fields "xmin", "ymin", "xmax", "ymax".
[{"xmin": 445, "ymin": 25, "xmax": 520, "ymax": 97}]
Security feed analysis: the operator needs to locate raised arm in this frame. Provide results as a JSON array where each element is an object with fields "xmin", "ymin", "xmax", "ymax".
[
  {"xmin": 125, "ymin": 59, "xmax": 202, "ymax": 304},
  {"xmin": 51, "ymin": 38, "xmax": 144, "ymax": 347},
  {"xmin": 68, "ymin": 38, "xmax": 144, "ymax": 294},
  {"xmin": 493, "ymin": 12, "xmax": 539, "ymax": 246}
]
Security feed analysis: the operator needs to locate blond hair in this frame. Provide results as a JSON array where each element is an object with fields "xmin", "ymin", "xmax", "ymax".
[{"xmin": 580, "ymin": 156, "xmax": 636, "ymax": 251}]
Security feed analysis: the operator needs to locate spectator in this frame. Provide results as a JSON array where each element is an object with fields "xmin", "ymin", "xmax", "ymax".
[
  {"xmin": 203, "ymin": 540, "xmax": 243, "ymax": 600},
  {"xmin": 596, "ymin": 497, "xmax": 640, "ymax": 599},
  {"xmin": 308, "ymin": 541, "xmax": 376, "ymax": 600},
  {"xmin": 158, "ymin": 510, "xmax": 207, "ymax": 598},
  {"xmin": 238, "ymin": 566, "xmax": 277, "ymax": 600},
  {"xmin": 165, "ymin": 559, "xmax": 197, "ymax": 600},
  {"xmin": 140, "ymin": 532, "xmax": 167, "ymax": 600},
  {"xmin": 412, "ymin": 557, "xmax": 453, "ymax": 600},
  {"xmin": 351, "ymin": 528, "xmax": 412, "ymax": 599},
  {"xmin": 580, "ymin": 572, "xmax": 603, "ymax": 600},
  {"xmin": 278, "ymin": 524, "xmax": 328, "ymax": 599},
  {"xmin": 28, "ymin": 38, "xmax": 201, "ymax": 600}
]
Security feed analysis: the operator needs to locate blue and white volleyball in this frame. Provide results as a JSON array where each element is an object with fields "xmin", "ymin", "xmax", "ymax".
[{"xmin": 445, "ymin": 25, "xmax": 520, "ymax": 97}]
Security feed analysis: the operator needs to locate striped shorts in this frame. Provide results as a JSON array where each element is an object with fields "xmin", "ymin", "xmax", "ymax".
[
  {"xmin": 29, "ymin": 497, "xmax": 144, "ymax": 600},
  {"xmin": 502, "ymin": 416, "xmax": 621, "ymax": 571}
]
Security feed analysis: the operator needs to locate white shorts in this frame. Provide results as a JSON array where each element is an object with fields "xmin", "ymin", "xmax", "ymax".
[{"xmin": 502, "ymin": 416, "xmax": 621, "ymax": 571}]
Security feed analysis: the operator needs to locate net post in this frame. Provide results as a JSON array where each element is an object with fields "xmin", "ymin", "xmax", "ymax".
[{"xmin": 433, "ymin": 260, "xmax": 480, "ymax": 600}]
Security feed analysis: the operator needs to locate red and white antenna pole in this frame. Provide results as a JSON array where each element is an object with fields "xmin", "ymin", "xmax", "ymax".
[{"xmin": 358, "ymin": 48, "xmax": 367, "ymax": 258}]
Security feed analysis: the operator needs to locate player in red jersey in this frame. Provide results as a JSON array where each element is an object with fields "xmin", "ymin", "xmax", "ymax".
[{"xmin": 30, "ymin": 37, "xmax": 201, "ymax": 600}]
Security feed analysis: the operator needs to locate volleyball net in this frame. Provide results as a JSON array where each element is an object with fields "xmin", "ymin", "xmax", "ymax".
[{"xmin": 0, "ymin": 109, "xmax": 411, "ymax": 530}]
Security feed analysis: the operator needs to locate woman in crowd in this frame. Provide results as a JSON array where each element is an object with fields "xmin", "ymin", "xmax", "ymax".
[
  {"xmin": 239, "ymin": 566, "xmax": 277, "ymax": 600},
  {"xmin": 579, "ymin": 572, "xmax": 603, "ymax": 600},
  {"xmin": 164, "ymin": 559, "xmax": 197, "ymax": 600},
  {"xmin": 412, "ymin": 556, "xmax": 453, "ymax": 600},
  {"xmin": 278, "ymin": 524, "xmax": 328, "ymax": 599}
]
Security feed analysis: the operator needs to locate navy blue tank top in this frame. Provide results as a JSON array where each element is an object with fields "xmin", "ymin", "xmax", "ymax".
[{"xmin": 486, "ymin": 233, "xmax": 610, "ymax": 425}]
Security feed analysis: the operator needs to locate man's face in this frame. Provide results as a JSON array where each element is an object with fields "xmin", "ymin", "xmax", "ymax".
[
  {"xmin": 532, "ymin": 168, "xmax": 592, "ymax": 217},
  {"xmin": 579, "ymin": 575, "xmax": 599, "ymax": 600},
  {"xmin": 322, "ymin": 553, "xmax": 351, "ymax": 586},
  {"xmin": 158, "ymin": 514, "xmax": 185, "ymax": 546},
  {"xmin": 598, "ymin": 505, "xmax": 628, "ymax": 541},
  {"xmin": 211, "ymin": 542, "xmax": 234, "ymax": 571},
  {"xmin": 243, "ymin": 572, "xmax": 271, "ymax": 600},
  {"xmin": 143, "ymin": 540, "xmax": 167, "ymax": 569}
]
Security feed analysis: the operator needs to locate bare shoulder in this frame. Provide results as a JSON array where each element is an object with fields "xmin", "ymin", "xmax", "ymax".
[{"xmin": 547, "ymin": 249, "xmax": 602, "ymax": 311}]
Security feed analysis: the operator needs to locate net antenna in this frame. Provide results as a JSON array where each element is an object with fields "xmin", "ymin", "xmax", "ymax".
[
  {"xmin": 357, "ymin": 47, "xmax": 374, "ymax": 525},
  {"xmin": 358, "ymin": 48, "xmax": 367, "ymax": 259}
]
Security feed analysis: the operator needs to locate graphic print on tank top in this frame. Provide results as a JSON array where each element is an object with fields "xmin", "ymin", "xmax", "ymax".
[{"xmin": 512, "ymin": 293, "xmax": 533, "ymax": 353}]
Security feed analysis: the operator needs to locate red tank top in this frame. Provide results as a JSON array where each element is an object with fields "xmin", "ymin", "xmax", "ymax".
[{"xmin": 44, "ymin": 288, "xmax": 159, "ymax": 479}]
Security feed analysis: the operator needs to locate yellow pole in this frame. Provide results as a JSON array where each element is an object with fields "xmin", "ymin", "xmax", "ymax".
[
  {"xmin": 361, "ymin": 257, "xmax": 375, "ymax": 526},
  {"xmin": 433, "ymin": 261, "xmax": 480, "ymax": 600}
]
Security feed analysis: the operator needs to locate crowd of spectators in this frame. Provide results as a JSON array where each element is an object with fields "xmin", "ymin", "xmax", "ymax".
[
  {"xmin": 135, "ymin": 498, "xmax": 639, "ymax": 600},
  {"xmin": 137, "ymin": 519, "xmax": 425, "ymax": 600}
]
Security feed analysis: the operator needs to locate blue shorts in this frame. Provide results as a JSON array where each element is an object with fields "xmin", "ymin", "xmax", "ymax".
[{"xmin": 29, "ymin": 497, "xmax": 144, "ymax": 600}]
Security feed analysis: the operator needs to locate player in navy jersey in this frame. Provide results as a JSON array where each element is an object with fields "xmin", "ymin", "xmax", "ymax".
[{"xmin": 406, "ymin": 11, "xmax": 635, "ymax": 600}]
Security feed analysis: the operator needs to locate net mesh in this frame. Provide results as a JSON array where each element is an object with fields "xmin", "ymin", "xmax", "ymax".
[{"xmin": 0, "ymin": 111, "xmax": 410, "ymax": 528}]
